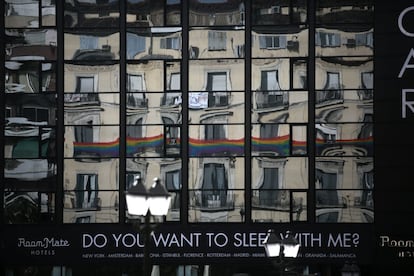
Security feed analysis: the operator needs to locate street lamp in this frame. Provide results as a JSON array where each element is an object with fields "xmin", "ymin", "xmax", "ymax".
[
  {"xmin": 125, "ymin": 176, "xmax": 171, "ymax": 276},
  {"xmin": 263, "ymin": 230, "xmax": 301, "ymax": 275}
]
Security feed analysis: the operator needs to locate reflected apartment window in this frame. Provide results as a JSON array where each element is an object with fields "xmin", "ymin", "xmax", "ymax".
[
  {"xmin": 166, "ymin": 169, "xmax": 181, "ymax": 210},
  {"xmin": 208, "ymin": 31, "xmax": 226, "ymax": 51},
  {"xmin": 316, "ymin": 169, "xmax": 339, "ymax": 208},
  {"xmin": 360, "ymin": 170, "xmax": 374, "ymax": 208},
  {"xmin": 160, "ymin": 36, "xmax": 181, "ymax": 50},
  {"xmin": 317, "ymin": 72, "xmax": 342, "ymax": 104},
  {"xmin": 22, "ymin": 107, "xmax": 49, "ymax": 123},
  {"xmin": 75, "ymin": 122, "xmax": 93, "ymax": 143},
  {"xmin": 355, "ymin": 32, "xmax": 373, "ymax": 48},
  {"xmin": 360, "ymin": 71, "xmax": 373, "ymax": 100},
  {"xmin": 258, "ymin": 70, "xmax": 287, "ymax": 108},
  {"xmin": 127, "ymin": 74, "xmax": 147, "ymax": 107},
  {"xmin": 80, "ymin": 35, "xmax": 99, "ymax": 50},
  {"xmin": 316, "ymin": 31, "xmax": 340, "ymax": 47},
  {"xmin": 169, "ymin": 72, "xmax": 180, "ymax": 90},
  {"xmin": 127, "ymin": 33, "xmax": 146, "ymax": 59},
  {"xmin": 207, "ymin": 72, "xmax": 229, "ymax": 107},
  {"xmin": 76, "ymin": 174, "xmax": 99, "ymax": 209},
  {"xmin": 76, "ymin": 76, "xmax": 95, "ymax": 93},
  {"xmin": 258, "ymin": 167, "xmax": 280, "ymax": 208},
  {"xmin": 205, "ymin": 124, "xmax": 225, "ymax": 141},
  {"xmin": 259, "ymin": 35, "xmax": 287, "ymax": 49},
  {"xmin": 163, "ymin": 73, "xmax": 182, "ymax": 106},
  {"xmin": 201, "ymin": 163, "xmax": 228, "ymax": 209},
  {"xmin": 127, "ymin": 118, "xmax": 143, "ymax": 138}
]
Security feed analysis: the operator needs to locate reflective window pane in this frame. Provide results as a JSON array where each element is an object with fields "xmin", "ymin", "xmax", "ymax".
[
  {"xmin": 315, "ymin": 157, "xmax": 374, "ymax": 223},
  {"xmin": 251, "ymin": 157, "xmax": 308, "ymax": 222},
  {"xmin": 63, "ymin": 159, "xmax": 119, "ymax": 223},
  {"xmin": 64, "ymin": 126, "xmax": 120, "ymax": 159},
  {"xmin": 252, "ymin": 27, "xmax": 308, "ymax": 58},
  {"xmin": 189, "ymin": 0, "xmax": 245, "ymax": 26},
  {"xmin": 64, "ymin": 0, "xmax": 120, "ymax": 28},
  {"xmin": 64, "ymin": 31, "xmax": 120, "ymax": 60},
  {"xmin": 126, "ymin": 158, "xmax": 182, "ymax": 222},
  {"xmin": 189, "ymin": 125, "xmax": 244, "ymax": 157},
  {"xmin": 127, "ymin": 28, "xmax": 182, "ymax": 60},
  {"xmin": 127, "ymin": 0, "xmax": 181, "ymax": 27},
  {"xmin": 188, "ymin": 157, "xmax": 245, "ymax": 222},
  {"xmin": 4, "ymin": 191, "xmax": 55, "ymax": 224},
  {"xmin": 316, "ymin": 0, "xmax": 374, "ymax": 24},
  {"xmin": 252, "ymin": 0, "xmax": 307, "ymax": 25},
  {"xmin": 64, "ymin": 63, "xmax": 120, "ymax": 92},
  {"xmin": 189, "ymin": 28, "xmax": 245, "ymax": 59}
]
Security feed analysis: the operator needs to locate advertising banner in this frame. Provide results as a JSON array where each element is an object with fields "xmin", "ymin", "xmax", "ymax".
[{"xmin": 1, "ymin": 224, "xmax": 373, "ymax": 265}]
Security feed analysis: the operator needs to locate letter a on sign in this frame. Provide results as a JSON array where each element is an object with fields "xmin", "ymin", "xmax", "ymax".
[{"xmin": 399, "ymin": 49, "xmax": 414, "ymax": 78}]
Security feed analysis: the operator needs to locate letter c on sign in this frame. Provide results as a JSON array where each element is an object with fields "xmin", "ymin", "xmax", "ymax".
[{"xmin": 398, "ymin": 6, "xmax": 414, "ymax": 37}]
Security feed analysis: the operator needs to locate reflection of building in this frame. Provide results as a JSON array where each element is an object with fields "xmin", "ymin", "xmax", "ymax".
[
  {"xmin": 3, "ymin": 0, "xmax": 379, "ymax": 275},
  {"xmin": 4, "ymin": 25, "xmax": 57, "ymax": 224}
]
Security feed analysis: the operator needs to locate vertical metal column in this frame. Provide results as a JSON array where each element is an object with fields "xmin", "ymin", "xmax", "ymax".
[
  {"xmin": 56, "ymin": 0, "xmax": 64, "ymax": 223},
  {"xmin": 0, "ymin": 0, "xmax": 5, "ymax": 222},
  {"xmin": 119, "ymin": 0, "xmax": 127, "ymax": 224},
  {"xmin": 307, "ymin": 0, "xmax": 316, "ymax": 223},
  {"xmin": 244, "ymin": 0, "xmax": 252, "ymax": 223},
  {"xmin": 181, "ymin": 0, "xmax": 189, "ymax": 224}
]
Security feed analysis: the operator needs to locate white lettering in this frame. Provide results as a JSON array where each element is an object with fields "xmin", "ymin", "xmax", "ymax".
[
  {"xmin": 398, "ymin": 6, "xmax": 414, "ymax": 37},
  {"xmin": 233, "ymin": 232, "xmax": 268, "ymax": 247},
  {"xmin": 380, "ymin": 235, "xmax": 414, "ymax": 248},
  {"xmin": 82, "ymin": 234, "xmax": 107, "ymax": 248},
  {"xmin": 402, "ymin": 89, "xmax": 414, "ymax": 118},
  {"xmin": 152, "ymin": 233, "xmax": 201, "ymax": 248},
  {"xmin": 398, "ymin": 49, "xmax": 414, "ymax": 78}
]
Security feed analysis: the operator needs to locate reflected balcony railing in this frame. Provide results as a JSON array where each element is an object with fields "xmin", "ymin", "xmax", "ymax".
[
  {"xmin": 73, "ymin": 195, "xmax": 101, "ymax": 211},
  {"xmin": 251, "ymin": 190, "xmax": 304, "ymax": 211},
  {"xmin": 208, "ymin": 92, "xmax": 229, "ymax": 108},
  {"xmin": 358, "ymin": 89, "xmax": 373, "ymax": 101},
  {"xmin": 127, "ymin": 93, "xmax": 148, "ymax": 108},
  {"xmin": 316, "ymin": 89, "xmax": 343, "ymax": 106},
  {"xmin": 190, "ymin": 190, "xmax": 235, "ymax": 211},
  {"xmin": 161, "ymin": 94, "xmax": 182, "ymax": 107},
  {"xmin": 64, "ymin": 93, "xmax": 100, "ymax": 106},
  {"xmin": 72, "ymin": 45, "xmax": 115, "ymax": 60},
  {"xmin": 255, "ymin": 91, "xmax": 289, "ymax": 109}
]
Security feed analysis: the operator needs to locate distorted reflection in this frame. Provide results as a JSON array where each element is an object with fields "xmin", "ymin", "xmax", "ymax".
[
  {"xmin": 126, "ymin": 158, "xmax": 182, "ymax": 221},
  {"xmin": 64, "ymin": 0, "xmax": 119, "ymax": 28},
  {"xmin": 64, "ymin": 31, "xmax": 120, "ymax": 60},
  {"xmin": 251, "ymin": 156, "xmax": 308, "ymax": 222},
  {"xmin": 127, "ymin": 0, "xmax": 181, "ymax": 26},
  {"xmin": 189, "ymin": 0, "xmax": 245, "ymax": 26},
  {"xmin": 127, "ymin": 27, "xmax": 182, "ymax": 59},
  {"xmin": 316, "ymin": 0, "xmax": 374, "ymax": 24},
  {"xmin": 252, "ymin": 27, "xmax": 308, "ymax": 58},
  {"xmin": 252, "ymin": 0, "xmax": 307, "ymax": 25},
  {"xmin": 188, "ymin": 157, "xmax": 245, "ymax": 222},
  {"xmin": 316, "ymin": 157, "xmax": 373, "ymax": 223}
]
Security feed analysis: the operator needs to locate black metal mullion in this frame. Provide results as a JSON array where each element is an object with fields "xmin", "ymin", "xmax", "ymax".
[
  {"xmin": 119, "ymin": 0, "xmax": 127, "ymax": 223},
  {"xmin": 244, "ymin": 0, "xmax": 252, "ymax": 223},
  {"xmin": 55, "ymin": 0, "xmax": 65, "ymax": 224},
  {"xmin": 307, "ymin": 0, "xmax": 316, "ymax": 223},
  {"xmin": 181, "ymin": 0, "xmax": 189, "ymax": 224}
]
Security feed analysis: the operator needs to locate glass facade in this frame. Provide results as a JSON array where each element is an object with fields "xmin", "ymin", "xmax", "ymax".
[{"xmin": 2, "ymin": 0, "xmax": 376, "ymax": 275}]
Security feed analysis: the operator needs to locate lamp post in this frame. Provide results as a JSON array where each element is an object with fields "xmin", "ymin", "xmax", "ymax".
[
  {"xmin": 263, "ymin": 230, "xmax": 301, "ymax": 276},
  {"xmin": 125, "ymin": 176, "xmax": 171, "ymax": 276}
]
